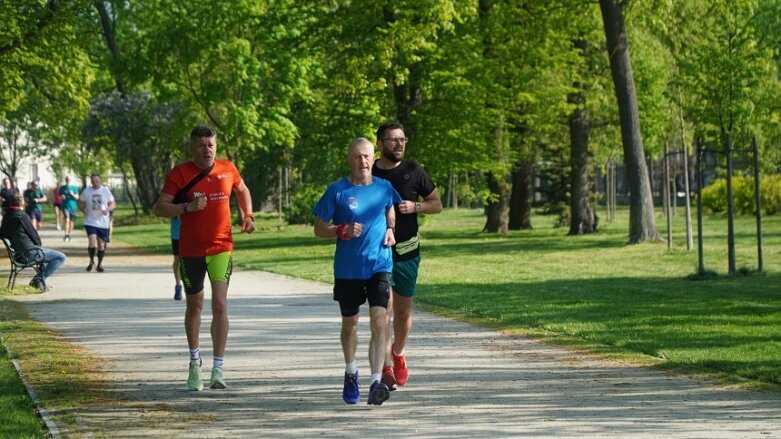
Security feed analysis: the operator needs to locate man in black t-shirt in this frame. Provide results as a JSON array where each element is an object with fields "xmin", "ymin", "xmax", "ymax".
[{"xmin": 372, "ymin": 122, "xmax": 442, "ymax": 390}]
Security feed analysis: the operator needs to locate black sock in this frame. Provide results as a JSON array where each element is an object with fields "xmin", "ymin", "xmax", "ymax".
[
  {"xmin": 97, "ymin": 250, "xmax": 105, "ymax": 265},
  {"xmin": 88, "ymin": 247, "xmax": 96, "ymax": 263}
]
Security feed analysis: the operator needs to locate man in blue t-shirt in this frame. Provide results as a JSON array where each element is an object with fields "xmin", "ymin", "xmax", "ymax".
[{"xmin": 313, "ymin": 137, "xmax": 401, "ymax": 406}]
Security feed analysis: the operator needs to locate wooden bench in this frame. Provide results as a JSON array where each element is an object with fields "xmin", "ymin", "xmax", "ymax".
[{"xmin": 1, "ymin": 237, "xmax": 45, "ymax": 289}]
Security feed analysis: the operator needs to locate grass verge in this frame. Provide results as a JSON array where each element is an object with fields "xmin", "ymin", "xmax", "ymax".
[{"xmin": 0, "ymin": 287, "xmax": 111, "ymax": 436}]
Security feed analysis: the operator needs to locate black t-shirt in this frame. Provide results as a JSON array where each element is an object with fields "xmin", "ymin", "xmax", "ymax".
[{"xmin": 372, "ymin": 160, "xmax": 436, "ymax": 261}]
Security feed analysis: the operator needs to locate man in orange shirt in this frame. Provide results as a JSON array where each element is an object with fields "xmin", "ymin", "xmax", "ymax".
[{"xmin": 154, "ymin": 125, "xmax": 255, "ymax": 391}]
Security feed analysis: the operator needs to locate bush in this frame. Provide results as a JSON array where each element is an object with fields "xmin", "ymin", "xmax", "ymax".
[
  {"xmin": 701, "ymin": 175, "xmax": 781, "ymax": 215},
  {"xmin": 762, "ymin": 174, "xmax": 781, "ymax": 215},
  {"xmin": 285, "ymin": 184, "xmax": 326, "ymax": 225}
]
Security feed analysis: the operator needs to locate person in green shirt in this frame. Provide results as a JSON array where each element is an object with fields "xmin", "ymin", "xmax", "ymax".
[
  {"xmin": 23, "ymin": 181, "xmax": 47, "ymax": 230},
  {"xmin": 58, "ymin": 176, "xmax": 80, "ymax": 242}
]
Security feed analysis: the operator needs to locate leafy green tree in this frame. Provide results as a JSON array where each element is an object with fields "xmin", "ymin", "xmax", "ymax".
[
  {"xmin": 668, "ymin": 0, "xmax": 781, "ymax": 167},
  {"xmin": 0, "ymin": 1, "xmax": 94, "ymax": 124},
  {"xmin": 82, "ymin": 92, "xmax": 188, "ymax": 213}
]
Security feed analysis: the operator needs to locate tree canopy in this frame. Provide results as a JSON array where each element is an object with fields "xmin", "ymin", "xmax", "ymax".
[{"xmin": 1, "ymin": 0, "xmax": 779, "ymax": 240}]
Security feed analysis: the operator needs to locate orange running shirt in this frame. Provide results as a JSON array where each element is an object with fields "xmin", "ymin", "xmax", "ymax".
[{"xmin": 161, "ymin": 160, "xmax": 242, "ymax": 256}]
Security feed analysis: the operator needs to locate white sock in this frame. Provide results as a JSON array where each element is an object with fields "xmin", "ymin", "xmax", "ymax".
[
  {"xmin": 393, "ymin": 348, "xmax": 404, "ymax": 357},
  {"xmin": 189, "ymin": 347, "xmax": 200, "ymax": 361},
  {"xmin": 213, "ymin": 356, "xmax": 224, "ymax": 370},
  {"xmin": 370, "ymin": 372, "xmax": 381, "ymax": 384},
  {"xmin": 345, "ymin": 362, "xmax": 357, "ymax": 375}
]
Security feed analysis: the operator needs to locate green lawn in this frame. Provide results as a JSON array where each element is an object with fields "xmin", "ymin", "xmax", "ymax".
[
  {"xmin": 0, "ymin": 343, "xmax": 45, "ymax": 439},
  {"xmin": 115, "ymin": 206, "xmax": 781, "ymax": 390}
]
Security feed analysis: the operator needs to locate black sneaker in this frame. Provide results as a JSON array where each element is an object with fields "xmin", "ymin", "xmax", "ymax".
[
  {"xmin": 96, "ymin": 264, "xmax": 105, "ymax": 273},
  {"xmin": 86, "ymin": 262, "xmax": 94, "ymax": 272},
  {"xmin": 32, "ymin": 279, "xmax": 47, "ymax": 292},
  {"xmin": 367, "ymin": 381, "xmax": 389, "ymax": 406}
]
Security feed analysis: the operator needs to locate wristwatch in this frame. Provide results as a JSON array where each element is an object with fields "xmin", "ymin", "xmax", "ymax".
[{"xmin": 415, "ymin": 202, "xmax": 422, "ymax": 213}]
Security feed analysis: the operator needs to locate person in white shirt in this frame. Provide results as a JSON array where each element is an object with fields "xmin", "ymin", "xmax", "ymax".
[{"xmin": 78, "ymin": 174, "xmax": 116, "ymax": 272}]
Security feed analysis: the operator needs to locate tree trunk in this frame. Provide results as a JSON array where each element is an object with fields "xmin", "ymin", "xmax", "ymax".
[
  {"xmin": 384, "ymin": 5, "xmax": 422, "ymax": 140},
  {"xmin": 479, "ymin": 0, "xmax": 508, "ymax": 234},
  {"xmin": 599, "ymin": 0, "xmax": 660, "ymax": 243},
  {"xmin": 393, "ymin": 63, "xmax": 422, "ymax": 140},
  {"xmin": 509, "ymin": 161, "xmax": 533, "ymax": 230},
  {"xmin": 95, "ymin": 2, "xmax": 127, "ymax": 97},
  {"xmin": 568, "ymin": 90, "xmax": 597, "ymax": 235},
  {"xmin": 119, "ymin": 168, "xmax": 138, "ymax": 215},
  {"xmin": 484, "ymin": 171, "xmax": 508, "ymax": 234}
]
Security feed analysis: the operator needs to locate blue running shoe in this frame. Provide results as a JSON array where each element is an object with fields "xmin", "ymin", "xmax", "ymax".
[
  {"xmin": 343, "ymin": 371, "xmax": 360, "ymax": 404},
  {"xmin": 174, "ymin": 284, "xmax": 183, "ymax": 301},
  {"xmin": 367, "ymin": 380, "xmax": 389, "ymax": 406}
]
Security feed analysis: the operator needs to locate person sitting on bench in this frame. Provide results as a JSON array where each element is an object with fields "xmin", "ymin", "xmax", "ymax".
[{"xmin": 0, "ymin": 194, "xmax": 66, "ymax": 291}]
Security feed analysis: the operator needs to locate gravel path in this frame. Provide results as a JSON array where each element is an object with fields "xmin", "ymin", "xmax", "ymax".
[{"xmin": 9, "ymin": 226, "xmax": 781, "ymax": 438}]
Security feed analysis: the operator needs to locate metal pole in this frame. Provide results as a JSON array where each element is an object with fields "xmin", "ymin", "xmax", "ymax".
[
  {"xmin": 696, "ymin": 138, "xmax": 705, "ymax": 276},
  {"xmin": 611, "ymin": 162, "xmax": 617, "ymax": 221},
  {"xmin": 752, "ymin": 136, "xmax": 764, "ymax": 273},
  {"xmin": 664, "ymin": 143, "xmax": 672, "ymax": 250},
  {"xmin": 724, "ymin": 133, "xmax": 736, "ymax": 274},
  {"xmin": 682, "ymin": 144, "xmax": 693, "ymax": 251},
  {"xmin": 605, "ymin": 164, "xmax": 610, "ymax": 223}
]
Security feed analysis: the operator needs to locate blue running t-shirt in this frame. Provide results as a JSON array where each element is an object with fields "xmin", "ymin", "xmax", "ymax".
[{"xmin": 313, "ymin": 177, "xmax": 401, "ymax": 280}]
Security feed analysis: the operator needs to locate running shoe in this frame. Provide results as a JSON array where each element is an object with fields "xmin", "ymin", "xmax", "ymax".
[
  {"xmin": 381, "ymin": 366, "xmax": 397, "ymax": 391},
  {"xmin": 174, "ymin": 285, "xmax": 183, "ymax": 301},
  {"xmin": 64, "ymin": 235, "xmax": 70, "ymax": 242},
  {"xmin": 96, "ymin": 264, "xmax": 105, "ymax": 273},
  {"xmin": 393, "ymin": 351, "xmax": 409, "ymax": 386},
  {"xmin": 86, "ymin": 262, "xmax": 94, "ymax": 272},
  {"xmin": 209, "ymin": 367, "xmax": 227, "ymax": 389},
  {"xmin": 187, "ymin": 359, "xmax": 203, "ymax": 391},
  {"xmin": 342, "ymin": 370, "xmax": 360, "ymax": 404},
  {"xmin": 367, "ymin": 381, "xmax": 390, "ymax": 406}
]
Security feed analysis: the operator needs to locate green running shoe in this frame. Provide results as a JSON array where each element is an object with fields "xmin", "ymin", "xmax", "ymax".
[
  {"xmin": 210, "ymin": 367, "xmax": 227, "ymax": 389},
  {"xmin": 188, "ymin": 359, "xmax": 203, "ymax": 391}
]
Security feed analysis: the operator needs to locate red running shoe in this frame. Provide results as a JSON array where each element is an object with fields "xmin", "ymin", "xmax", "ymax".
[
  {"xmin": 381, "ymin": 365, "xmax": 397, "ymax": 391},
  {"xmin": 393, "ymin": 351, "xmax": 408, "ymax": 386}
]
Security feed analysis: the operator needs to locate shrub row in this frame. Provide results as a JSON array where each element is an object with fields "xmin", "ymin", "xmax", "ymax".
[{"xmin": 701, "ymin": 175, "xmax": 781, "ymax": 215}]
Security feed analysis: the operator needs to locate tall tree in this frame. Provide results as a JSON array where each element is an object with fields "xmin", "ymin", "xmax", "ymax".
[
  {"xmin": 599, "ymin": 0, "xmax": 660, "ymax": 243},
  {"xmin": 82, "ymin": 92, "xmax": 187, "ymax": 212}
]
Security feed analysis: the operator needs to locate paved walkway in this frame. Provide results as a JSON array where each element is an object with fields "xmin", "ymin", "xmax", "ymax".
[{"xmin": 8, "ymin": 226, "xmax": 781, "ymax": 438}]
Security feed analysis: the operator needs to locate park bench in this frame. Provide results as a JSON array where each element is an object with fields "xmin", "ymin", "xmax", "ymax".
[{"xmin": 1, "ymin": 237, "xmax": 45, "ymax": 289}]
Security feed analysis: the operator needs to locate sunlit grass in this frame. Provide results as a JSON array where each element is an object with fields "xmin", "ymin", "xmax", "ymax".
[{"xmin": 0, "ymin": 340, "xmax": 45, "ymax": 439}]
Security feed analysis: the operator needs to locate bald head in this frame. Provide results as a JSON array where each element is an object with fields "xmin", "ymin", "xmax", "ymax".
[{"xmin": 346, "ymin": 137, "xmax": 376, "ymax": 183}]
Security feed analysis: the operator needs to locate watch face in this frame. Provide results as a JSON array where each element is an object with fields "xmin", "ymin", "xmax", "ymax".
[{"xmin": 415, "ymin": 203, "xmax": 421, "ymax": 212}]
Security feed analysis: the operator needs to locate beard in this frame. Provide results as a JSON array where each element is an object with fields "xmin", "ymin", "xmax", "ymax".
[{"xmin": 382, "ymin": 148, "xmax": 403, "ymax": 163}]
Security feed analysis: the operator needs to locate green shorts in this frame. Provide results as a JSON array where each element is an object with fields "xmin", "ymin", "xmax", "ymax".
[
  {"xmin": 180, "ymin": 252, "xmax": 233, "ymax": 294},
  {"xmin": 391, "ymin": 255, "xmax": 421, "ymax": 298}
]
